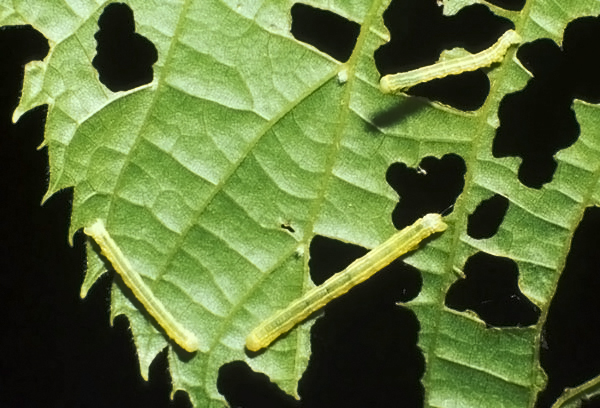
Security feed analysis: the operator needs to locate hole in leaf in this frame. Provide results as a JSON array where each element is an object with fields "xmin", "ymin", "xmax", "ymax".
[
  {"xmin": 299, "ymin": 305, "xmax": 423, "ymax": 408},
  {"xmin": 537, "ymin": 208, "xmax": 600, "ymax": 408},
  {"xmin": 376, "ymin": 0, "xmax": 512, "ymax": 110},
  {"xmin": 493, "ymin": 39, "xmax": 578, "ymax": 189},
  {"xmin": 218, "ymin": 361, "xmax": 299, "ymax": 408},
  {"xmin": 299, "ymin": 236, "xmax": 423, "ymax": 407},
  {"xmin": 446, "ymin": 252, "xmax": 540, "ymax": 327},
  {"xmin": 562, "ymin": 16, "xmax": 600, "ymax": 103},
  {"xmin": 467, "ymin": 194, "xmax": 509, "ymax": 239},
  {"xmin": 290, "ymin": 3, "xmax": 360, "ymax": 62},
  {"xmin": 386, "ymin": 154, "xmax": 466, "ymax": 229},
  {"xmin": 93, "ymin": 3, "xmax": 158, "ymax": 92},
  {"xmin": 493, "ymin": 17, "xmax": 600, "ymax": 189},
  {"xmin": 406, "ymin": 71, "xmax": 490, "ymax": 111},
  {"xmin": 485, "ymin": 0, "xmax": 526, "ymax": 11},
  {"xmin": 309, "ymin": 236, "xmax": 367, "ymax": 285},
  {"xmin": 280, "ymin": 222, "xmax": 295, "ymax": 233}
]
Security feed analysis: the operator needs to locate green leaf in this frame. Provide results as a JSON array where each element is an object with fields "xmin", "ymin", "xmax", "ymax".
[
  {"xmin": 552, "ymin": 374, "xmax": 600, "ymax": 408},
  {"xmin": 4, "ymin": 0, "xmax": 600, "ymax": 407}
]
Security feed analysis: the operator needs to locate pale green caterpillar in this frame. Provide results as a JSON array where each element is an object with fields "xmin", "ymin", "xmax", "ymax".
[
  {"xmin": 85, "ymin": 220, "xmax": 199, "ymax": 352},
  {"xmin": 246, "ymin": 213, "xmax": 447, "ymax": 352},
  {"xmin": 380, "ymin": 29, "xmax": 521, "ymax": 94}
]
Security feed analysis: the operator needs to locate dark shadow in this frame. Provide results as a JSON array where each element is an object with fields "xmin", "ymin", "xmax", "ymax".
[
  {"xmin": 93, "ymin": 3, "xmax": 158, "ymax": 92},
  {"xmin": 467, "ymin": 194, "xmax": 509, "ymax": 239},
  {"xmin": 370, "ymin": 96, "xmax": 430, "ymax": 129}
]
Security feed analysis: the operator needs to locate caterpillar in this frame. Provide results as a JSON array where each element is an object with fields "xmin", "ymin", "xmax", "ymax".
[
  {"xmin": 246, "ymin": 214, "xmax": 447, "ymax": 351},
  {"xmin": 380, "ymin": 29, "xmax": 521, "ymax": 94},
  {"xmin": 84, "ymin": 220, "xmax": 199, "ymax": 352}
]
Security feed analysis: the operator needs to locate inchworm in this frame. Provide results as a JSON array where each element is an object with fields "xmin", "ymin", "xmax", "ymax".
[
  {"xmin": 246, "ymin": 213, "xmax": 447, "ymax": 351},
  {"xmin": 84, "ymin": 220, "xmax": 199, "ymax": 352},
  {"xmin": 380, "ymin": 29, "xmax": 521, "ymax": 94}
]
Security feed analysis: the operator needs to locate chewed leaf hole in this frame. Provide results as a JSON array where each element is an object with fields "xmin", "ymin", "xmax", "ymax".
[
  {"xmin": 309, "ymin": 236, "xmax": 367, "ymax": 285},
  {"xmin": 387, "ymin": 154, "xmax": 465, "ymax": 229},
  {"xmin": 493, "ymin": 38, "xmax": 578, "ymax": 189},
  {"xmin": 280, "ymin": 222, "xmax": 295, "ymax": 233},
  {"xmin": 493, "ymin": 16, "xmax": 600, "ymax": 188},
  {"xmin": 299, "ymin": 303, "xmax": 424, "ymax": 407},
  {"xmin": 467, "ymin": 194, "xmax": 509, "ymax": 239},
  {"xmin": 291, "ymin": 3, "xmax": 359, "ymax": 62},
  {"xmin": 93, "ymin": 3, "xmax": 158, "ymax": 92},
  {"xmin": 446, "ymin": 252, "xmax": 540, "ymax": 327}
]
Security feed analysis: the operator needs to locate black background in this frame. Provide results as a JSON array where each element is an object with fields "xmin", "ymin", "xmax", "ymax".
[{"xmin": 2, "ymin": 1, "xmax": 600, "ymax": 407}]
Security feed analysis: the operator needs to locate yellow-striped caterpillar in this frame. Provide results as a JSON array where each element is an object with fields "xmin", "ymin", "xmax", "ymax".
[
  {"xmin": 246, "ymin": 214, "xmax": 447, "ymax": 351},
  {"xmin": 380, "ymin": 29, "xmax": 521, "ymax": 94},
  {"xmin": 84, "ymin": 220, "xmax": 199, "ymax": 352}
]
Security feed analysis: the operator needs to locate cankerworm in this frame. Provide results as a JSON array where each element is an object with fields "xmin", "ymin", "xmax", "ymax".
[
  {"xmin": 84, "ymin": 220, "xmax": 199, "ymax": 352},
  {"xmin": 380, "ymin": 29, "xmax": 521, "ymax": 94},
  {"xmin": 246, "ymin": 213, "xmax": 447, "ymax": 351}
]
